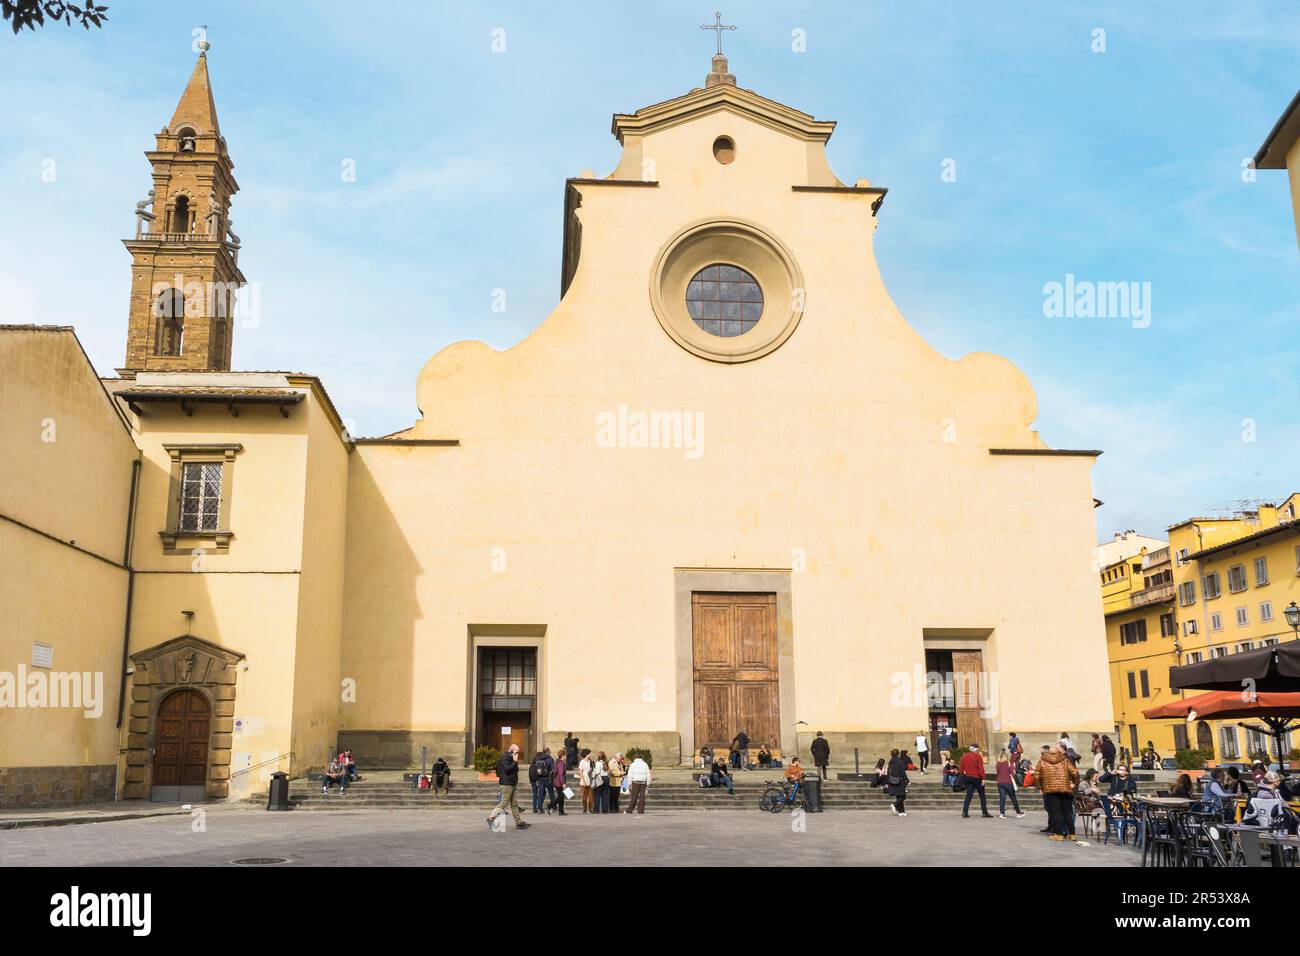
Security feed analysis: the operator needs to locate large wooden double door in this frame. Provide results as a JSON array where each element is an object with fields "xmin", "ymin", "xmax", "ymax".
[
  {"xmin": 151, "ymin": 688, "xmax": 210, "ymax": 801},
  {"xmin": 692, "ymin": 592, "xmax": 779, "ymax": 749}
]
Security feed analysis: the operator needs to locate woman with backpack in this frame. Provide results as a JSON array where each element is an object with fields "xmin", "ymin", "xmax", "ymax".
[
  {"xmin": 996, "ymin": 750, "xmax": 1025, "ymax": 819},
  {"xmin": 887, "ymin": 749, "xmax": 910, "ymax": 817},
  {"xmin": 546, "ymin": 748, "xmax": 569, "ymax": 815}
]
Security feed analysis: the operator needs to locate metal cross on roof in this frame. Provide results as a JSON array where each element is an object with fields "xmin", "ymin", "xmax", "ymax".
[{"xmin": 701, "ymin": 10, "xmax": 736, "ymax": 56}]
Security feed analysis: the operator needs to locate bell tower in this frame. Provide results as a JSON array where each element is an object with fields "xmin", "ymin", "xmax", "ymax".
[{"xmin": 121, "ymin": 41, "xmax": 245, "ymax": 373}]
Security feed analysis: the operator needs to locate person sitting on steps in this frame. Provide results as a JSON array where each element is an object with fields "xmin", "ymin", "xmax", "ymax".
[
  {"xmin": 710, "ymin": 753, "xmax": 735, "ymax": 794},
  {"xmin": 430, "ymin": 755, "xmax": 451, "ymax": 795},
  {"xmin": 320, "ymin": 759, "xmax": 348, "ymax": 795}
]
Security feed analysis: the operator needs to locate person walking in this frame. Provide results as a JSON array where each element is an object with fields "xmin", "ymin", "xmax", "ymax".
[
  {"xmin": 546, "ymin": 748, "xmax": 568, "ymax": 815},
  {"xmin": 1089, "ymin": 733, "xmax": 1103, "ymax": 773},
  {"xmin": 486, "ymin": 744, "xmax": 530, "ymax": 830},
  {"xmin": 887, "ymin": 748, "xmax": 910, "ymax": 817},
  {"xmin": 915, "ymin": 730, "xmax": 930, "ymax": 774},
  {"xmin": 1035, "ymin": 743, "xmax": 1080, "ymax": 841},
  {"xmin": 810, "ymin": 731, "xmax": 831, "ymax": 780},
  {"xmin": 1100, "ymin": 734, "xmax": 1116, "ymax": 773},
  {"xmin": 608, "ymin": 753, "xmax": 626, "ymax": 813},
  {"xmin": 995, "ymin": 749, "xmax": 1025, "ymax": 819},
  {"xmin": 625, "ymin": 752, "xmax": 651, "ymax": 814},
  {"xmin": 959, "ymin": 744, "xmax": 992, "ymax": 818},
  {"xmin": 1007, "ymin": 731, "xmax": 1023, "ymax": 766}
]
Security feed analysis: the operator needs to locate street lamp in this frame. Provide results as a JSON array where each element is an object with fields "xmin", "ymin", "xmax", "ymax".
[{"xmin": 1285, "ymin": 601, "xmax": 1300, "ymax": 640}]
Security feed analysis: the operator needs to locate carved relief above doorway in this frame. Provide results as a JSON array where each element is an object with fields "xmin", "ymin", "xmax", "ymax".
[{"xmin": 123, "ymin": 635, "xmax": 244, "ymax": 801}]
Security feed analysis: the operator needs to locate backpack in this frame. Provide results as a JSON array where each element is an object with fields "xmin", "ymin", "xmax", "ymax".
[{"xmin": 533, "ymin": 758, "xmax": 550, "ymax": 780}]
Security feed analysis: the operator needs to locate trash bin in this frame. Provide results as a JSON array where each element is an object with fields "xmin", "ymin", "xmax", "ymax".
[
  {"xmin": 267, "ymin": 771, "xmax": 290, "ymax": 811},
  {"xmin": 801, "ymin": 775, "xmax": 823, "ymax": 813}
]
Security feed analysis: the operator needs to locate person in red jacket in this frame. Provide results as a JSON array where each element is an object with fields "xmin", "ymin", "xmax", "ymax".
[{"xmin": 959, "ymin": 744, "xmax": 992, "ymax": 818}]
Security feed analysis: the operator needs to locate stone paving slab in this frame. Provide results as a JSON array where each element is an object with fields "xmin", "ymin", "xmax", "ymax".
[
  {"xmin": 0, "ymin": 800, "xmax": 259, "ymax": 830},
  {"xmin": 0, "ymin": 806, "xmax": 1138, "ymax": 867}
]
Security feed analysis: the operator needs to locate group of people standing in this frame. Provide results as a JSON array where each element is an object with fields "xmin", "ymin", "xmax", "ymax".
[{"xmin": 486, "ymin": 742, "xmax": 653, "ymax": 830}]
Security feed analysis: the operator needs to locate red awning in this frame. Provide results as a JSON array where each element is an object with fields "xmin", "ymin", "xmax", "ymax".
[{"xmin": 1142, "ymin": 690, "xmax": 1300, "ymax": 722}]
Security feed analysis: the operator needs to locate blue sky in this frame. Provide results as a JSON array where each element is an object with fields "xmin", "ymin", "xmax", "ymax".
[{"xmin": 1, "ymin": 1, "xmax": 1297, "ymax": 541}]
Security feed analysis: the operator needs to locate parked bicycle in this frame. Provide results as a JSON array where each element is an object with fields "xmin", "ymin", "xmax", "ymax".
[{"xmin": 759, "ymin": 777, "xmax": 805, "ymax": 813}]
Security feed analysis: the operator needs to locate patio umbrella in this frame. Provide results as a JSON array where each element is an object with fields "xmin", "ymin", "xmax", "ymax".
[
  {"xmin": 1142, "ymin": 690, "xmax": 1300, "ymax": 771},
  {"xmin": 1168, "ymin": 641, "xmax": 1300, "ymax": 694}
]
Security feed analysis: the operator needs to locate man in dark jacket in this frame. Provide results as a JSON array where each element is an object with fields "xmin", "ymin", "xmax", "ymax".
[
  {"xmin": 528, "ymin": 750, "xmax": 553, "ymax": 813},
  {"xmin": 563, "ymin": 733, "xmax": 579, "ymax": 770},
  {"xmin": 730, "ymin": 729, "xmax": 751, "ymax": 770},
  {"xmin": 810, "ymin": 731, "xmax": 831, "ymax": 779},
  {"xmin": 1099, "ymin": 735, "xmax": 1117, "ymax": 772},
  {"xmin": 487, "ymin": 744, "xmax": 530, "ymax": 830}
]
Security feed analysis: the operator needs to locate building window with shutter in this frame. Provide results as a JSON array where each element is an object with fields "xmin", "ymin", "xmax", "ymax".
[
  {"xmin": 1126, "ymin": 672, "xmax": 1137, "ymax": 699},
  {"xmin": 1220, "ymin": 727, "xmax": 1239, "ymax": 759},
  {"xmin": 1202, "ymin": 572, "xmax": 1222, "ymax": 600},
  {"xmin": 1160, "ymin": 612, "xmax": 1176, "ymax": 637},
  {"xmin": 1254, "ymin": 556, "xmax": 1269, "ymax": 586},
  {"xmin": 1139, "ymin": 670, "xmax": 1150, "ymax": 697},
  {"xmin": 1227, "ymin": 564, "xmax": 1247, "ymax": 593}
]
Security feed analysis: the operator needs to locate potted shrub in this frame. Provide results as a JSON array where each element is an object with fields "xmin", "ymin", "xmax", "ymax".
[
  {"xmin": 1174, "ymin": 747, "xmax": 1212, "ymax": 771},
  {"xmin": 473, "ymin": 745, "xmax": 501, "ymax": 781},
  {"xmin": 625, "ymin": 747, "xmax": 653, "ymax": 768}
]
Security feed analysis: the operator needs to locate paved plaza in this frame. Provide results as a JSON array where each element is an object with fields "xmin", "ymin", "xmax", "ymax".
[{"xmin": 0, "ymin": 805, "xmax": 1139, "ymax": 867}]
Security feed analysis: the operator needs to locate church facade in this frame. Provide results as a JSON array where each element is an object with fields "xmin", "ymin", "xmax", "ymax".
[{"xmin": 0, "ymin": 49, "xmax": 1113, "ymax": 807}]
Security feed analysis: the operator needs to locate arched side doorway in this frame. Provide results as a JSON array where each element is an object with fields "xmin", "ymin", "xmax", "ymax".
[
  {"xmin": 151, "ymin": 688, "xmax": 210, "ymax": 803},
  {"xmin": 1196, "ymin": 720, "xmax": 1214, "ymax": 754},
  {"xmin": 124, "ymin": 635, "xmax": 244, "ymax": 802}
]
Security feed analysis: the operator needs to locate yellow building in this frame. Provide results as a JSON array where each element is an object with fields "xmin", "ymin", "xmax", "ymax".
[
  {"xmin": 1, "ymin": 48, "xmax": 1117, "ymax": 807},
  {"xmin": 1099, "ymin": 501, "xmax": 1300, "ymax": 771},
  {"xmin": 1168, "ymin": 498, "xmax": 1300, "ymax": 763},
  {"xmin": 1100, "ymin": 535, "xmax": 1179, "ymax": 761}
]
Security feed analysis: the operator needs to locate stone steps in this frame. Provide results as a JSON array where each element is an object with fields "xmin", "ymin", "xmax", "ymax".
[{"xmin": 267, "ymin": 774, "xmax": 1163, "ymax": 812}]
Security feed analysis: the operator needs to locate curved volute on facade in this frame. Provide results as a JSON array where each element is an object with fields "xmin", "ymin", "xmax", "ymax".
[{"xmin": 412, "ymin": 61, "xmax": 1046, "ymax": 454}]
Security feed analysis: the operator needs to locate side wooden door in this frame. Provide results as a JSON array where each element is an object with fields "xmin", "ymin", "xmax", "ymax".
[
  {"xmin": 151, "ymin": 688, "xmax": 210, "ymax": 800},
  {"xmin": 951, "ymin": 650, "xmax": 987, "ymax": 751}
]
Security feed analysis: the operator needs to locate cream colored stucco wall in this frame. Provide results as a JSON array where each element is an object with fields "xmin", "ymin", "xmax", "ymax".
[
  {"xmin": 339, "ymin": 94, "xmax": 1114, "ymax": 757},
  {"xmin": 289, "ymin": 394, "xmax": 349, "ymax": 773},
  {"xmin": 119, "ymin": 389, "xmax": 345, "ymax": 794},
  {"xmin": 0, "ymin": 329, "xmax": 138, "ymax": 773}
]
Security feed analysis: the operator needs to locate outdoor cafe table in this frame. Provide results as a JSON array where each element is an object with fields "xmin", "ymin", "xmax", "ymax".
[
  {"xmin": 1138, "ymin": 797, "xmax": 1193, "ymax": 807},
  {"xmin": 1133, "ymin": 797, "xmax": 1194, "ymax": 860},
  {"xmin": 1221, "ymin": 823, "xmax": 1300, "ymax": 867}
]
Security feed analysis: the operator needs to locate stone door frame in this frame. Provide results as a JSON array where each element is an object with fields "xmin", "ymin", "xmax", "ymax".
[
  {"xmin": 123, "ymin": 634, "xmax": 244, "ymax": 801},
  {"xmin": 675, "ymin": 569, "xmax": 795, "ymax": 760}
]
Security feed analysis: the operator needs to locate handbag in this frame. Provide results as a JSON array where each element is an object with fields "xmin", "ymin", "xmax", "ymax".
[{"xmin": 562, "ymin": 786, "xmax": 575, "ymax": 800}]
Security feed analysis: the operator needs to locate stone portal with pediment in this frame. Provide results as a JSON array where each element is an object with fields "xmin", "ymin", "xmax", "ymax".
[{"xmin": 123, "ymin": 635, "xmax": 244, "ymax": 801}]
